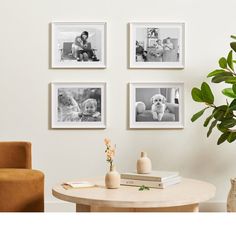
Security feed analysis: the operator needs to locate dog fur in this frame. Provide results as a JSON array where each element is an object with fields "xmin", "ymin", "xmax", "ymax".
[{"xmin": 150, "ymin": 94, "xmax": 166, "ymax": 121}]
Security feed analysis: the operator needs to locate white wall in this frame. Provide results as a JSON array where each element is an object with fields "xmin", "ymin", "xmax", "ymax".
[{"xmin": 0, "ymin": 0, "xmax": 235, "ymax": 212}]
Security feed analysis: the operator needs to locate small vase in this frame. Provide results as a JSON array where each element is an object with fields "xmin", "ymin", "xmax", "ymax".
[
  {"xmin": 137, "ymin": 151, "xmax": 152, "ymax": 174},
  {"xmin": 105, "ymin": 165, "xmax": 120, "ymax": 189},
  {"xmin": 227, "ymin": 178, "xmax": 236, "ymax": 212}
]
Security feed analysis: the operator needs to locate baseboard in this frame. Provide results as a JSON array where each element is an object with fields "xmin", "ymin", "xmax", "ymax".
[
  {"xmin": 45, "ymin": 201, "xmax": 75, "ymax": 212},
  {"xmin": 45, "ymin": 201, "xmax": 226, "ymax": 212}
]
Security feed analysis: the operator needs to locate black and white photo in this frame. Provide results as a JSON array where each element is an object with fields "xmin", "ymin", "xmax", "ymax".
[
  {"xmin": 130, "ymin": 23, "xmax": 185, "ymax": 68},
  {"xmin": 51, "ymin": 22, "xmax": 106, "ymax": 68},
  {"xmin": 129, "ymin": 82, "xmax": 184, "ymax": 128},
  {"xmin": 51, "ymin": 82, "xmax": 106, "ymax": 128}
]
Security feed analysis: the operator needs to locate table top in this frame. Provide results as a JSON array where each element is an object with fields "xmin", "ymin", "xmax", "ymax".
[{"xmin": 52, "ymin": 177, "xmax": 216, "ymax": 208}]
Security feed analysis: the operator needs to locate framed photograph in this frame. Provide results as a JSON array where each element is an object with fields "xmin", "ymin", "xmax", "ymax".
[
  {"xmin": 51, "ymin": 22, "xmax": 106, "ymax": 68},
  {"xmin": 129, "ymin": 22, "xmax": 185, "ymax": 68},
  {"xmin": 129, "ymin": 82, "xmax": 184, "ymax": 129},
  {"xmin": 51, "ymin": 82, "xmax": 107, "ymax": 129}
]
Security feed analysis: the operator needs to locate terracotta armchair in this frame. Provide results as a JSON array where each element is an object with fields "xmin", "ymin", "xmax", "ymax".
[{"xmin": 0, "ymin": 142, "xmax": 44, "ymax": 212}]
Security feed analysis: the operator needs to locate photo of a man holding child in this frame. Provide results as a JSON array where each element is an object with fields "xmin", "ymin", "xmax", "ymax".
[
  {"xmin": 130, "ymin": 23, "xmax": 184, "ymax": 68},
  {"xmin": 135, "ymin": 28, "xmax": 179, "ymax": 62}
]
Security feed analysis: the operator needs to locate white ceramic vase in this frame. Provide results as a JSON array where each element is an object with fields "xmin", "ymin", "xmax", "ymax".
[
  {"xmin": 105, "ymin": 165, "xmax": 120, "ymax": 189},
  {"xmin": 137, "ymin": 151, "xmax": 152, "ymax": 174},
  {"xmin": 227, "ymin": 178, "xmax": 236, "ymax": 212}
]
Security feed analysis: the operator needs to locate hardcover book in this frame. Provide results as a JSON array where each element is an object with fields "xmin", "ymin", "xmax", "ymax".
[
  {"xmin": 120, "ymin": 170, "xmax": 179, "ymax": 182},
  {"xmin": 121, "ymin": 176, "xmax": 181, "ymax": 189}
]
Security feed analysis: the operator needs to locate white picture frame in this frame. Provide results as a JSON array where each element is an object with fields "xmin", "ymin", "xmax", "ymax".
[
  {"xmin": 129, "ymin": 22, "xmax": 185, "ymax": 69},
  {"xmin": 129, "ymin": 82, "xmax": 184, "ymax": 129},
  {"xmin": 51, "ymin": 82, "xmax": 107, "ymax": 129},
  {"xmin": 51, "ymin": 22, "xmax": 107, "ymax": 68}
]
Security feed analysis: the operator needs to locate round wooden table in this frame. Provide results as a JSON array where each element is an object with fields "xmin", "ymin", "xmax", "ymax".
[{"xmin": 52, "ymin": 177, "xmax": 216, "ymax": 212}]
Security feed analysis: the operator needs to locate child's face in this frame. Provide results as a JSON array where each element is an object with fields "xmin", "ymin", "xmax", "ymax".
[
  {"xmin": 81, "ymin": 34, "xmax": 88, "ymax": 40},
  {"xmin": 166, "ymin": 39, "xmax": 171, "ymax": 43},
  {"xmin": 84, "ymin": 102, "xmax": 96, "ymax": 114}
]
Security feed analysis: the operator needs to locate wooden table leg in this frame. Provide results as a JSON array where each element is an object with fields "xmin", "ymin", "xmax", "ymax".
[{"xmin": 76, "ymin": 204, "xmax": 91, "ymax": 212}]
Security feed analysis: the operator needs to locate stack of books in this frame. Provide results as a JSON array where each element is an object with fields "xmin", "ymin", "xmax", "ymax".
[{"xmin": 120, "ymin": 170, "xmax": 181, "ymax": 189}]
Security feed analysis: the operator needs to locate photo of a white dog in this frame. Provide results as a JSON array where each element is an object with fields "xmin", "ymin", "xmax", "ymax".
[
  {"xmin": 150, "ymin": 94, "xmax": 167, "ymax": 121},
  {"xmin": 133, "ymin": 86, "xmax": 181, "ymax": 124},
  {"xmin": 130, "ymin": 82, "xmax": 184, "ymax": 129}
]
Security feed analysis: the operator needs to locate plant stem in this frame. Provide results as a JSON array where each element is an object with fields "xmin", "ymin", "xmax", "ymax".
[
  {"xmin": 226, "ymin": 68, "xmax": 236, "ymax": 76},
  {"xmin": 109, "ymin": 161, "xmax": 113, "ymax": 171}
]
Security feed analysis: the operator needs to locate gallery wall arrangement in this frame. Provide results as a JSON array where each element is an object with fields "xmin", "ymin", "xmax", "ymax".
[
  {"xmin": 50, "ymin": 22, "xmax": 185, "ymax": 129},
  {"xmin": 2, "ymin": 0, "xmax": 236, "ymax": 218}
]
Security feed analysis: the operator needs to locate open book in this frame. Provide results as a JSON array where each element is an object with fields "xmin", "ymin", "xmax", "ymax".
[{"xmin": 62, "ymin": 181, "xmax": 95, "ymax": 189}]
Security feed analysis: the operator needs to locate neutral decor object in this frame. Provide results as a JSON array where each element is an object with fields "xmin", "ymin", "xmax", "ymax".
[
  {"xmin": 51, "ymin": 22, "xmax": 106, "ymax": 68},
  {"xmin": 137, "ymin": 151, "xmax": 152, "ymax": 174},
  {"xmin": 52, "ymin": 177, "xmax": 215, "ymax": 212},
  {"xmin": 104, "ymin": 138, "xmax": 120, "ymax": 189},
  {"xmin": 0, "ymin": 142, "xmax": 44, "ymax": 212},
  {"xmin": 129, "ymin": 22, "xmax": 185, "ymax": 68},
  {"xmin": 105, "ymin": 165, "xmax": 120, "ymax": 189},
  {"xmin": 129, "ymin": 82, "xmax": 184, "ymax": 129},
  {"xmin": 227, "ymin": 178, "xmax": 236, "ymax": 212},
  {"xmin": 51, "ymin": 82, "xmax": 107, "ymax": 129}
]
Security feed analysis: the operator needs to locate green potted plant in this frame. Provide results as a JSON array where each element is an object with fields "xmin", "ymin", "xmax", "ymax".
[
  {"xmin": 191, "ymin": 35, "xmax": 236, "ymax": 211},
  {"xmin": 191, "ymin": 35, "xmax": 236, "ymax": 145}
]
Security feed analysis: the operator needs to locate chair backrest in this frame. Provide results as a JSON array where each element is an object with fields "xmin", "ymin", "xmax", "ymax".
[
  {"xmin": 63, "ymin": 42, "xmax": 73, "ymax": 55},
  {"xmin": 0, "ymin": 142, "xmax": 31, "ymax": 169}
]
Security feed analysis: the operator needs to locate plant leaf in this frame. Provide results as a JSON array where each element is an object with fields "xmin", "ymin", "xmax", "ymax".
[
  {"xmin": 207, "ymin": 69, "xmax": 227, "ymax": 78},
  {"xmin": 225, "ymin": 78, "xmax": 236, "ymax": 84},
  {"xmin": 227, "ymin": 132, "xmax": 236, "ymax": 143},
  {"xmin": 230, "ymin": 42, "xmax": 236, "ymax": 52},
  {"xmin": 203, "ymin": 114, "xmax": 214, "ymax": 127},
  {"xmin": 217, "ymin": 124, "xmax": 229, "ymax": 133},
  {"xmin": 222, "ymin": 88, "xmax": 236, "ymax": 98},
  {"xmin": 229, "ymin": 99, "xmax": 236, "ymax": 110},
  {"xmin": 191, "ymin": 108, "xmax": 208, "ymax": 122},
  {"xmin": 217, "ymin": 132, "xmax": 230, "ymax": 145},
  {"xmin": 201, "ymin": 82, "xmax": 214, "ymax": 104},
  {"xmin": 231, "ymin": 35, "xmax": 236, "ymax": 40},
  {"xmin": 211, "ymin": 75, "xmax": 235, "ymax": 83},
  {"xmin": 207, "ymin": 119, "xmax": 218, "ymax": 137},
  {"xmin": 219, "ymin": 118, "xmax": 236, "ymax": 128},
  {"xmin": 229, "ymin": 105, "xmax": 236, "ymax": 111},
  {"xmin": 213, "ymin": 106, "xmax": 227, "ymax": 121},
  {"xmin": 233, "ymin": 84, "xmax": 236, "ymax": 94},
  {"xmin": 219, "ymin": 57, "xmax": 228, "ymax": 69},
  {"xmin": 191, "ymin": 88, "xmax": 203, "ymax": 102},
  {"xmin": 227, "ymin": 50, "xmax": 234, "ymax": 71}
]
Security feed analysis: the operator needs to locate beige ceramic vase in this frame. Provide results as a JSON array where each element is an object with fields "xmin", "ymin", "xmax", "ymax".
[
  {"xmin": 227, "ymin": 178, "xmax": 236, "ymax": 212},
  {"xmin": 105, "ymin": 165, "xmax": 120, "ymax": 189},
  {"xmin": 137, "ymin": 151, "xmax": 152, "ymax": 174}
]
